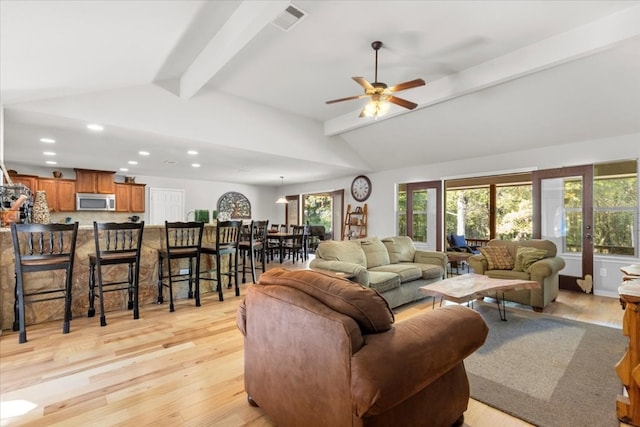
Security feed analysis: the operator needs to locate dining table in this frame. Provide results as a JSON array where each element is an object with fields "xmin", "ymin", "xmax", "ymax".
[{"xmin": 267, "ymin": 231, "xmax": 294, "ymax": 263}]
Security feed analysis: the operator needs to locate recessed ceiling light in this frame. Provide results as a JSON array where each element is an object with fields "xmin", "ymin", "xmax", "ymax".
[
  {"xmin": 45, "ymin": 161, "xmax": 57, "ymax": 165},
  {"xmin": 192, "ymin": 163, "xmax": 201, "ymax": 168},
  {"xmin": 138, "ymin": 151, "xmax": 150, "ymax": 156},
  {"xmin": 40, "ymin": 138, "xmax": 55, "ymax": 143},
  {"xmin": 128, "ymin": 160, "xmax": 138, "ymax": 165},
  {"xmin": 43, "ymin": 151, "xmax": 56, "ymax": 156},
  {"xmin": 87, "ymin": 123, "xmax": 104, "ymax": 131},
  {"xmin": 120, "ymin": 168, "xmax": 129, "ymax": 172},
  {"xmin": 187, "ymin": 150, "xmax": 198, "ymax": 155}
]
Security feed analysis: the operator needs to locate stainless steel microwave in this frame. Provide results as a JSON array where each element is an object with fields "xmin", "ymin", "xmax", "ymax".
[{"xmin": 76, "ymin": 193, "xmax": 116, "ymax": 211}]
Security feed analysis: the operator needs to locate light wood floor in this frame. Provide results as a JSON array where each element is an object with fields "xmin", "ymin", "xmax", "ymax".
[{"xmin": 0, "ymin": 257, "xmax": 628, "ymax": 427}]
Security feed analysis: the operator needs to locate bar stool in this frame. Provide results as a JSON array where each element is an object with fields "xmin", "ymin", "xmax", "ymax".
[
  {"xmin": 10, "ymin": 222, "xmax": 79, "ymax": 344},
  {"xmin": 201, "ymin": 220, "xmax": 242, "ymax": 301},
  {"xmin": 88, "ymin": 221, "xmax": 144, "ymax": 326},
  {"xmin": 157, "ymin": 221, "xmax": 204, "ymax": 312},
  {"xmin": 239, "ymin": 220, "xmax": 269, "ymax": 284}
]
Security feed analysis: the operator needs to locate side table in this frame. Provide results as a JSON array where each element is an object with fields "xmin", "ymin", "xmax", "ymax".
[
  {"xmin": 446, "ymin": 252, "xmax": 472, "ymax": 277},
  {"xmin": 616, "ymin": 273, "xmax": 640, "ymax": 426}
]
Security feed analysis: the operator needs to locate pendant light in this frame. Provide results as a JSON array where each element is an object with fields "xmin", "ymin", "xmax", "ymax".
[{"xmin": 275, "ymin": 176, "xmax": 289, "ymax": 204}]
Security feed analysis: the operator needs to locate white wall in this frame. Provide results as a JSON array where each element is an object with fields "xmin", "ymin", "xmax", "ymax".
[{"xmin": 281, "ymin": 132, "xmax": 640, "ymax": 298}]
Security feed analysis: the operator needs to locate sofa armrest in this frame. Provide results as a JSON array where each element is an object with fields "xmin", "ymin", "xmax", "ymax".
[
  {"xmin": 308, "ymin": 259, "xmax": 369, "ymax": 286},
  {"xmin": 413, "ymin": 250, "xmax": 447, "ymax": 270},
  {"xmin": 468, "ymin": 254, "xmax": 487, "ymax": 274},
  {"xmin": 350, "ymin": 305, "xmax": 488, "ymax": 417},
  {"xmin": 528, "ymin": 256, "xmax": 566, "ymax": 281}
]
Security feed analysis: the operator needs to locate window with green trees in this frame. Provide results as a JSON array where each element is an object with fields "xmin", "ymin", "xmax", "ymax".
[
  {"xmin": 592, "ymin": 160, "xmax": 637, "ymax": 256},
  {"xmin": 444, "ymin": 173, "xmax": 533, "ymax": 242},
  {"xmin": 302, "ymin": 194, "xmax": 332, "ymax": 231},
  {"xmin": 397, "ymin": 185, "xmax": 407, "ymax": 236}
]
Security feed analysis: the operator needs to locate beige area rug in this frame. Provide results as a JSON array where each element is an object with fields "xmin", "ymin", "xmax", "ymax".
[{"xmin": 465, "ymin": 304, "xmax": 627, "ymax": 427}]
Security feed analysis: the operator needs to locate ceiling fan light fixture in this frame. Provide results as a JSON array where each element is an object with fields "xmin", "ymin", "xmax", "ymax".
[{"xmin": 363, "ymin": 99, "xmax": 391, "ymax": 119}]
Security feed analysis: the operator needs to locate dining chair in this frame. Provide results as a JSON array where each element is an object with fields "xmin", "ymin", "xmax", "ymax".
[
  {"xmin": 201, "ymin": 220, "xmax": 242, "ymax": 301},
  {"xmin": 157, "ymin": 221, "xmax": 204, "ymax": 312},
  {"xmin": 10, "ymin": 222, "xmax": 79, "ymax": 343},
  {"xmin": 270, "ymin": 224, "xmax": 279, "ymax": 232},
  {"xmin": 239, "ymin": 220, "xmax": 269, "ymax": 283},
  {"xmin": 88, "ymin": 221, "xmax": 144, "ymax": 326},
  {"xmin": 287, "ymin": 225, "xmax": 307, "ymax": 263}
]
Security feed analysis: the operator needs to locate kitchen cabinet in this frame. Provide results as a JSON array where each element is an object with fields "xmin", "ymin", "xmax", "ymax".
[
  {"xmin": 75, "ymin": 169, "xmax": 115, "ymax": 194},
  {"xmin": 37, "ymin": 178, "xmax": 76, "ymax": 212},
  {"xmin": 115, "ymin": 183, "xmax": 146, "ymax": 213},
  {"xmin": 7, "ymin": 174, "xmax": 38, "ymax": 193}
]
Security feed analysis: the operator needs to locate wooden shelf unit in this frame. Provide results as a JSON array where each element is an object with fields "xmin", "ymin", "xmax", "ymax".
[{"xmin": 343, "ymin": 203, "xmax": 367, "ymax": 240}]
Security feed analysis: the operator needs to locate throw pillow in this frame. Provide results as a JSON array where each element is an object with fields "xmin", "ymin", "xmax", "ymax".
[
  {"xmin": 360, "ymin": 237, "xmax": 391, "ymax": 268},
  {"xmin": 479, "ymin": 245, "xmax": 515, "ymax": 270},
  {"xmin": 258, "ymin": 268, "xmax": 394, "ymax": 333},
  {"xmin": 382, "ymin": 236, "xmax": 416, "ymax": 263},
  {"xmin": 513, "ymin": 247, "xmax": 548, "ymax": 272}
]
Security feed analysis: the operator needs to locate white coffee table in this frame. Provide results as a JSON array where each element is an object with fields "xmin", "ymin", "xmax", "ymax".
[{"xmin": 419, "ymin": 273, "xmax": 541, "ymax": 321}]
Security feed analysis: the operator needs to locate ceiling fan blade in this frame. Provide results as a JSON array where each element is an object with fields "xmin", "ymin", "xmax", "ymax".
[
  {"xmin": 387, "ymin": 96, "xmax": 418, "ymax": 110},
  {"xmin": 352, "ymin": 76, "xmax": 374, "ymax": 91},
  {"xmin": 358, "ymin": 107, "xmax": 367, "ymax": 118},
  {"xmin": 326, "ymin": 94, "xmax": 368, "ymax": 104},
  {"xmin": 388, "ymin": 78, "xmax": 426, "ymax": 93}
]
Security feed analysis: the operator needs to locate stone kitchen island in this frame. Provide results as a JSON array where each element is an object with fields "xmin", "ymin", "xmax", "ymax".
[{"xmin": 0, "ymin": 223, "xmax": 228, "ymax": 332}]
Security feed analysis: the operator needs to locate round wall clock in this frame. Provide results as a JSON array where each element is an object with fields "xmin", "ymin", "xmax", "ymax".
[{"xmin": 351, "ymin": 175, "xmax": 372, "ymax": 202}]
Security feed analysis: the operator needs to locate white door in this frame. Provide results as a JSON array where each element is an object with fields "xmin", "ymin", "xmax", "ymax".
[{"xmin": 149, "ymin": 188, "xmax": 185, "ymax": 224}]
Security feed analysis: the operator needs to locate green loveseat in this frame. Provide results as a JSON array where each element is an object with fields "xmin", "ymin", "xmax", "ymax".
[
  {"xmin": 309, "ymin": 236, "xmax": 446, "ymax": 309},
  {"xmin": 467, "ymin": 239, "xmax": 565, "ymax": 311}
]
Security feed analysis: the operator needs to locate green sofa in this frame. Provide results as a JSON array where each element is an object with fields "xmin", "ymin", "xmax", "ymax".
[
  {"xmin": 309, "ymin": 236, "xmax": 446, "ymax": 309},
  {"xmin": 467, "ymin": 239, "xmax": 566, "ymax": 311}
]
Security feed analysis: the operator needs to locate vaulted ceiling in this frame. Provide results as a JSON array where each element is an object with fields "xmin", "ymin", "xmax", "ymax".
[{"xmin": 2, "ymin": 1, "xmax": 639, "ymax": 186}]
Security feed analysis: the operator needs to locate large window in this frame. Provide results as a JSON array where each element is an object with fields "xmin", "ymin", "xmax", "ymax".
[
  {"xmin": 303, "ymin": 194, "xmax": 332, "ymax": 231},
  {"xmin": 593, "ymin": 160, "xmax": 637, "ymax": 256},
  {"xmin": 445, "ymin": 173, "xmax": 532, "ymax": 243},
  {"xmin": 396, "ymin": 181, "xmax": 442, "ymax": 250},
  {"xmin": 496, "ymin": 184, "xmax": 533, "ymax": 240}
]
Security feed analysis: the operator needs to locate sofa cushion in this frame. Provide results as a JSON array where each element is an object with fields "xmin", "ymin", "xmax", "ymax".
[
  {"xmin": 513, "ymin": 247, "xmax": 548, "ymax": 272},
  {"xmin": 367, "ymin": 271, "xmax": 401, "ymax": 294},
  {"xmin": 407, "ymin": 262, "xmax": 444, "ymax": 280},
  {"xmin": 369, "ymin": 264, "xmax": 422, "ymax": 283},
  {"xmin": 258, "ymin": 268, "xmax": 394, "ymax": 333},
  {"xmin": 382, "ymin": 236, "xmax": 416, "ymax": 263},
  {"xmin": 360, "ymin": 237, "xmax": 390, "ymax": 268},
  {"xmin": 316, "ymin": 240, "xmax": 367, "ymax": 267},
  {"xmin": 484, "ymin": 269, "xmax": 531, "ymax": 281},
  {"xmin": 479, "ymin": 245, "xmax": 515, "ymax": 270}
]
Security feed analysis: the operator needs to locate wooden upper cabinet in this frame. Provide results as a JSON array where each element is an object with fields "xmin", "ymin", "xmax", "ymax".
[
  {"xmin": 75, "ymin": 169, "xmax": 115, "ymax": 194},
  {"xmin": 7, "ymin": 174, "xmax": 38, "ymax": 192},
  {"xmin": 115, "ymin": 183, "xmax": 146, "ymax": 213},
  {"xmin": 130, "ymin": 184, "xmax": 145, "ymax": 212},
  {"xmin": 36, "ymin": 178, "xmax": 76, "ymax": 212}
]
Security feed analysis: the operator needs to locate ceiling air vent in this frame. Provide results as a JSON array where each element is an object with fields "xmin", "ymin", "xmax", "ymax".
[{"xmin": 271, "ymin": 4, "xmax": 306, "ymax": 32}]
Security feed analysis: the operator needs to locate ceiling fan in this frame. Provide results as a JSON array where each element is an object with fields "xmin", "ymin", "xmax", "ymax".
[{"xmin": 326, "ymin": 41, "xmax": 425, "ymax": 118}]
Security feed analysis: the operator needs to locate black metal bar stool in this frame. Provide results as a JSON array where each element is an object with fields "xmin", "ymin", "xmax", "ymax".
[
  {"xmin": 10, "ymin": 222, "xmax": 79, "ymax": 344},
  {"xmin": 201, "ymin": 220, "xmax": 242, "ymax": 301},
  {"xmin": 88, "ymin": 221, "xmax": 144, "ymax": 326},
  {"xmin": 157, "ymin": 221, "xmax": 204, "ymax": 312},
  {"xmin": 239, "ymin": 220, "xmax": 269, "ymax": 284}
]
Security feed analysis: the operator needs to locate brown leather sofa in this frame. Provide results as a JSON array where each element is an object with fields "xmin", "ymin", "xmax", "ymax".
[{"xmin": 237, "ymin": 268, "xmax": 488, "ymax": 426}]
